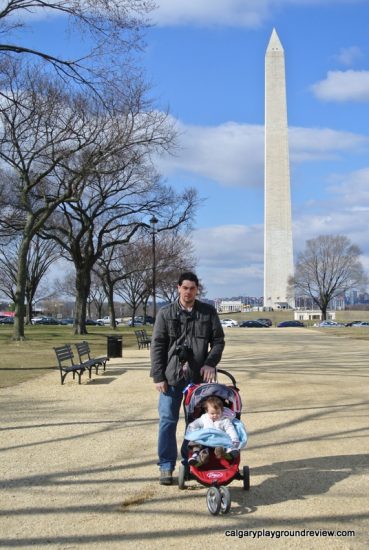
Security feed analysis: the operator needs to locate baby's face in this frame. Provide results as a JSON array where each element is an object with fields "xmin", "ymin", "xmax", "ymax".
[{"xmin": 207, "ymin": 405, "xmax": 222, "ymax": 421}]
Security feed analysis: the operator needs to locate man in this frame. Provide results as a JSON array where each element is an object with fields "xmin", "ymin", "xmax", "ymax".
[{"xmin": 150, "ymin": 272, "xmax": 225, "ymax": 485}]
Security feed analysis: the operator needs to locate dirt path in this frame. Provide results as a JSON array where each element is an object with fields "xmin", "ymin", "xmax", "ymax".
[{"xmin": 0, "ymin": 328, "xmax": 368, "ymax": 549}]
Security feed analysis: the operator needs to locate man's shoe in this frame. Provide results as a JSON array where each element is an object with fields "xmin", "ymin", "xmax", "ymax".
[{"xmin": 159, "ymin": 469, "xmax": 173, "ymax": 485}]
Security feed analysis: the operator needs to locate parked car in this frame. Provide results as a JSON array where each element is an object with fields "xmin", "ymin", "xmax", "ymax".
[
  {"xmin": 0, "ymin": 316, "xmax": 14, "ymax": 324},
  {"xmin": 31, "ymin": 316, "xmax": 45, "ymax": 324},
  {"xmin": 33, "ymin": 316, "xmax": 61, "ymax": 325},
  {"xmin": 318, "ymin": 320, "xmax": 343, "ymax": 327},
  {"xmin": 255, "ymin": 318, "xmax": 273, "ymax": 326},
  {"xmin": 86, "ymin": 319, "xmax": 102, "ymax": 325},
  {"xmin": 96, "ymin": 316, "xmax": 120, "ymax": 326},
  {"xmin": 128, "ymin": 317, "xmax": 144, "ymax": 326},
  {"xmin": 277, "ymin": 320, "xmax": 305, "ymax": 328},
  {"xmin": 59, "ymin": 318, "xmax": 74, "ymax": 325},
  {"xmin": 220, "ymin": 318, "xmax": 238, "ymax": 327},
  {"xmin": 239, "ymin": 320, "xmax": 267, "ymax": 328},
  {"xmin": 352, "ymin": 321, "xmax": 369, "ymax": 327},
  {"xmin": 135, "ymin": 315, "xmax": 155, "ymax": 325},
  {"xmin": 345, "ymin": 321, "xmax": 362, "ymax": 327}
]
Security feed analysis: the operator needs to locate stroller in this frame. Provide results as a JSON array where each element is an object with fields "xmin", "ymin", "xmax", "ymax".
[{"xmin": 178, "ymin": 369, "xmax": 250, "ymax": 515}]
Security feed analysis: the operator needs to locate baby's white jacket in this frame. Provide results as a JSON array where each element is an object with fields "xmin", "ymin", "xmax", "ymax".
[{"xmin": 187, "ymin": 412, "xmax": 240, "ymax": 448}]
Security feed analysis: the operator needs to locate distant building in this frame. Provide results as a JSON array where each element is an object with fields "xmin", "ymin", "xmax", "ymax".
[
  {"xmin": 294, "ymin": 310, "xmax": 336, "ymax": 322},
  {"xmin": 215, "ymin": 300, "xmax": 243, "ymax": 313}
]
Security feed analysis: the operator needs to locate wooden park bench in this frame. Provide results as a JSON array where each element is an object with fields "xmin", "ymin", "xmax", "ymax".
[
  {"xmin": 75, "ymin": 341, "xmax": 108, "ymax": 374},
  {"xmin": 134, "ymin": 329, "xmax": 151, "ymax": 350},
  {"xmin": 54, "ymin": 344, "xmax": 85, "ymax": 385}
]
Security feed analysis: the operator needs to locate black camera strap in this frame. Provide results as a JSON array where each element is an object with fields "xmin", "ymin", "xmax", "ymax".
[{"xmin": 176, "ymin": 307, "xmax": 195, "ymax": 380}]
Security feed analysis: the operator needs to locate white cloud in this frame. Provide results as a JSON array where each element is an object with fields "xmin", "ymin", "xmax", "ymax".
[
  {"xmin": 153, "ymin": 0, "xmax": 269, "ymax": 28},
  {"xmin": 158, "ymin": 121, "xmax": 264, "ymax": 186},
  {"xmin": 192, "ymin": 163, "xmax": 369, "ymax": 298},
  {"xmin": 157, "ymin": 119, "xmax": 369, "ymax": 187},
  {"xmin": 328, "ymin": 167, "xmax": 369, "ymax": 205},
  {"xmin": 153, "ymin": 0, "xmax": 363, "ymax": 28},
  {"xmin": 292, "ymin": 166, "xmax": 369, "ymax": 278},
  {"xmin": 334, "ymin": 46, "xmax": 363, "ymax": 67},
  {"xmin": 193, "ymin": 225, "xmax": 264, "ymax": 297},
  {"xmin": 194, "ymin": 225, "xmax": 263, "ymax": 267},
  {"xmin": 311, "ymin": 70, "xmax": 369, "ymax": 102},
  {"xmin": 293, "ymin": 210, "xmax": 369, "ymax": 255},
  {"xmin": 290, "ymin": 127, "xmax": 368, "ymax": 161},
  {"xmin": 197, "ymin": 202, "xmax": 369, "ymax": 297}
]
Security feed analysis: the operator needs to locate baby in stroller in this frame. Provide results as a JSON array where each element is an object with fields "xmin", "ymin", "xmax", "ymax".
[{"xmin": 187, "ymin": 396, "xmax": 240, "ymax": 466}]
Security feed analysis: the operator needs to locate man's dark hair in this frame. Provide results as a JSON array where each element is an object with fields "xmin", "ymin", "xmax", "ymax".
[{"xmin": 178, "ymin": 272, "xmax": 199, "ymax": 287}]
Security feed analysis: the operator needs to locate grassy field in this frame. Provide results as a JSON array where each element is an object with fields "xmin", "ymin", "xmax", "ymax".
[
  {"xmin": 1, "ymin": 310, "xmax": 369, "ymax": 389},
  {"xmin": 218, "ymin": 308, "xmax": 369, "ymax": 326},
  {"xmin": 0, "ymin": 324, "xmax": 146, "ymax": 388}
]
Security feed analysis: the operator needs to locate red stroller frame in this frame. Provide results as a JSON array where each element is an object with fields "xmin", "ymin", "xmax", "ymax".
[{"xmin": 178, "ymin": 369, "xmax": 250, "ymax": 515}]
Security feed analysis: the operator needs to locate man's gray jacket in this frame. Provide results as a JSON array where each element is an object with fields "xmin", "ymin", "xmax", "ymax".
[{"xmin": 150, "ymin": 299, "xmax": 225, "ymax": 386}]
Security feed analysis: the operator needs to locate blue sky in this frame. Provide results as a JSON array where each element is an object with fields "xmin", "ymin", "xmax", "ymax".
[{"xmin": 10, "ymin": 0, "xmax": 369, "ymax": 299}]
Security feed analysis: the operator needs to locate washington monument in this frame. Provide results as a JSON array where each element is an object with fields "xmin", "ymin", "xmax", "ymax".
[{"xmin": 264, "ymin": 29, "xmax": 294, "ymax": 309}]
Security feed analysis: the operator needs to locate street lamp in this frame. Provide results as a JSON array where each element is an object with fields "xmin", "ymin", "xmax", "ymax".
[{"xmin": 150, "ymin": 215, "xmax": 158, "ymax": 321}]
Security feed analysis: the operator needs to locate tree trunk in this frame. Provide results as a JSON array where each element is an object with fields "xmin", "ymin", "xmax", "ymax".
[
  {"xmin": 321, "ymin": 305, "xmax": 327, "ymax": 321},
  {"xmin": 74, "ymin": 268, "xmax": 92, "ymax": 335},
  {"xmin": 13, "ymin": 236, "xmax": 31, "ymax": 340},
  {"xmin": 143, "ymin": 296, "xmax": 149, "ymax": 323},
  {"xmin": 106, "ymin": 285, "xmax": 117, "ymax": 329},
  {"xmin": 25, "ymin": 288, "xmax": 36, "ymax": 325},
  {"xmin": 25, "ymin": 300, "xmax": 32, "ymax": 325},
  {"xmin": 131, "ymin": 304, "xmax": 137, "ymax": 326}
]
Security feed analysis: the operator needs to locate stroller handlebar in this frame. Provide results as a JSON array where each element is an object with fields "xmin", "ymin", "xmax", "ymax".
[{"xmin": 216, "ymin": 368, "xmax": 237, "ymax": 387}]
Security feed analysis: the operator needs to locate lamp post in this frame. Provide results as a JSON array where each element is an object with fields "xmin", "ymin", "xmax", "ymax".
[{"xmin": 150, "ymin": 215, "xmax": 158, "ymax": 321}]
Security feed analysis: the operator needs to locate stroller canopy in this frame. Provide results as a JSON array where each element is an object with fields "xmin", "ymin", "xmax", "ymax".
[{"xmin": 184, "ymin": 383, "xmax": 243, "ymax": 418}]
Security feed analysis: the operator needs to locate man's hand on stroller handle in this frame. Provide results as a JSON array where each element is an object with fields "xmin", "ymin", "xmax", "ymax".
[{"xmin": 200, "ymin": 365, "xmax": 215, "ymax": 383}]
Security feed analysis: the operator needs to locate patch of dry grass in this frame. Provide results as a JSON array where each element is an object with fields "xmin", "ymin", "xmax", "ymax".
[
  {"xmin": 0, "ymin": 325, "xmax": 150, "ymax": 388},
  {"xmin": 119, "ymin": 487, "xmax": 155, "ymax": 511}
]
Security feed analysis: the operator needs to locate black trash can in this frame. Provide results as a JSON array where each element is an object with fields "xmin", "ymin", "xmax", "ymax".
[{"xmin": 107, "ymin": 335, "xmax": 123, "ymax": 358}]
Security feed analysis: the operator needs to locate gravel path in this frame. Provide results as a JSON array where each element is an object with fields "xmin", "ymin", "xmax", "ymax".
[{"xmin": 0, "ymin": 328, "xmax": 368, "ymax": 549}]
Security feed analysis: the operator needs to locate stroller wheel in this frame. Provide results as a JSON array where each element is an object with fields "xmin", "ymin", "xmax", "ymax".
[
  {"xmin": 178, "ymin": 464, "xmax": 188, "ymax": 490},
  {"xmin": 219, "ymin": 485, "xmax": 231, "ymax": 514},
  {"xmin": 206, "ymin": 487, "xmax": 221, "ymax": 515},
  {"xmin": 243, "ymin": 465, "xmax": 250, "ymax": 491}
]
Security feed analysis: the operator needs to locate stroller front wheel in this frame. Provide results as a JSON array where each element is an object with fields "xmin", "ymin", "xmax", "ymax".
[
  {"xmin": 219, "ymin": 485, "xmax": 231, "ymax": 514},
  {"xmin": 206, "ymin": 487, "xmax": 221, "ymax": 515}
]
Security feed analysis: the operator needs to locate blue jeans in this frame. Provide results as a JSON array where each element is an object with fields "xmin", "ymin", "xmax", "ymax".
[{"xmin": 158, "ymin": 380, "xmax": 188, "ymax": 471}]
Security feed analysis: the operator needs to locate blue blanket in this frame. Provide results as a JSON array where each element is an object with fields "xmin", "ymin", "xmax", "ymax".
[{"xmin": 184, "ymin": 419, "xmax": 248, "ymax": 450}]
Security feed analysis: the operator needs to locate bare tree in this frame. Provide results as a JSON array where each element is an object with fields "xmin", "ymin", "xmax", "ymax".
[
  {"xmin": 40, "ymin": 113, "xmax": 198, "ymax": 334},
  {"xmin": 155, "ymin": 233, "xmax": 197, "ymax": 302},
  {"xmin": 0, "ymin": 61, "xmax": 118, "ymax": 339},
  {"xmin": 0, "ymin": 0, "xmax": 155, "ymax": 97},
  {"xmin": 114, "ymin": 241, "xmax": 149, "ymax": 323},
  {"xmin": 0, "ymin": 236, "xmax": 60, "ymax": 323},
  {"xmin": 89, "ymin": 272, "xmax": 107, "ymax": 320},
  {"xmin": 94, "ymin": 248, "xmax": 129, "ymax": 329},
  {"xmin": 53, "ymin": 271, "xmax": 77, "ymax": 302},
  {"xmin": 112, "ymin": 231, "xmax": 197, "ymax": 322},
  {"xmin": 288, "ymin": 235, "xmax": 368, "ymax": 320}
]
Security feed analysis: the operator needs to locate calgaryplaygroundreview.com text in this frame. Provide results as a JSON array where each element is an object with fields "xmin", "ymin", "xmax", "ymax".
[{"xmin": 224, "ymin": 528, "xmax": 356, "ymax": 540}]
